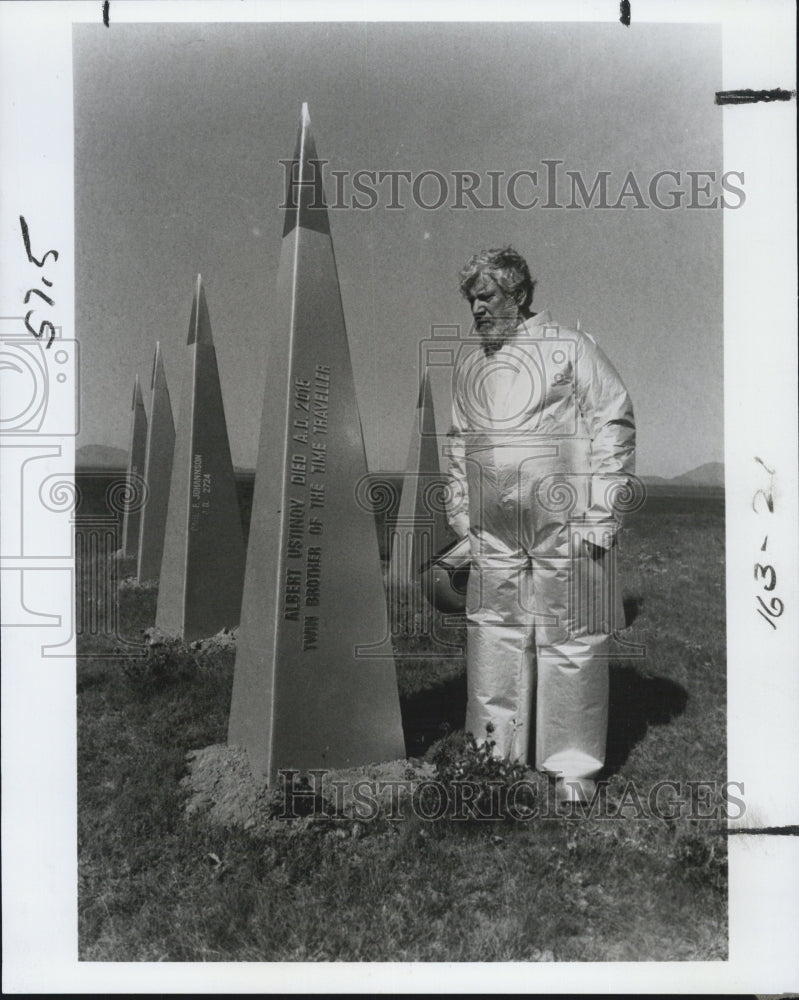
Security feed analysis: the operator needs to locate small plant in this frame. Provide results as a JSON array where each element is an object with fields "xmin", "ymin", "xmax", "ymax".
[{"xmin": 426, "ymin": 723, "xmax": 538, "ymax": 822}]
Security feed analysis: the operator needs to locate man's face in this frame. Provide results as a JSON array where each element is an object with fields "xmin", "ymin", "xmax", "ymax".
[{"xmin": 467, "ymin": 273, "xmax": 520, "ymax": 347}]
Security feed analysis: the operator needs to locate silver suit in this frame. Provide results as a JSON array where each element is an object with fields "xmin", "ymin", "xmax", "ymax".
[{"xmin": 446, "ymin": 310, "xmax": 635, "ymax": 779}]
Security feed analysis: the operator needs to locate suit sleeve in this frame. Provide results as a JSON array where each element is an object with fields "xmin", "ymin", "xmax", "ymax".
[
  {"xmin": 574, "ymin": 331, "xmax": 636, "ymax": 547},
  {"xmin": 445, "ymin": 360, "xmax": 471, "ymax": 540}
]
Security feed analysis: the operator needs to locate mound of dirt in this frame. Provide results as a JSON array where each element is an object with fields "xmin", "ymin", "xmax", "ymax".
[
  {"xmin": 182, "ymin": 744, "xmax": 270, "ymax": 830},
  {"xmin": 138, "ymin": 626, "xmax": 237, "ymax": 654},
  {"xmin": 181, "ymin": 743, "xmax": 435, "ymax": 835},
  {"xmin": 188, "ymin": 627, "xmax": 238, "ymax": 654}
]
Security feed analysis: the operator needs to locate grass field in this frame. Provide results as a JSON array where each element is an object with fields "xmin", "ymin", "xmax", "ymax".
[{"xmin": 77, "ymin": 499, "xmax": 728, "ymax": 961}]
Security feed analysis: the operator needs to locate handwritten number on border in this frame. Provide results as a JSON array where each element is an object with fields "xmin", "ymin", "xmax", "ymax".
[
  {"xmin": 753, "ymin": 458, "xmax": 783, "ymax": 630},
  {"xmin": 19, "ymin": 216, "xmax": 58, "ymax": 348}
]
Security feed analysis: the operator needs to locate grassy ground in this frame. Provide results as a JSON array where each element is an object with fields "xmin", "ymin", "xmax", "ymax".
[{"xmin": 77, "ymin": 502, "xmax": 727, "ymax": 961}]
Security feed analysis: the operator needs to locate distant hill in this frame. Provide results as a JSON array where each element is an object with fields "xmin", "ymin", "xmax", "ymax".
[
  {"xmin": 76, "ymin": 449, "xmax": 258, "ymax": 475},
  {"xmin": 671, "ymin": 462, "xmax": 725, "ymax": 488},
  {"xmin": 79, "ymin": 449, "xmax": 724, "ymax": 488},
  {"xmin": 76, "ymin": 444, "xmax": 127, "ymax": 469}
]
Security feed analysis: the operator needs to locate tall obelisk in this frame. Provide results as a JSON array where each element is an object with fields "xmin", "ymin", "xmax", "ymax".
[
  {"xmin": 155, "ymin": 276, "xmax": 246, "ymax": 641},
  {"xmin": 121, "ymin": 376, "xmax": 147, "ymax": 558},
  {"xmin": 136, "ymin": 342, "xmax": 175, "ymax": 582},
  {"xmin": 228, "ymin": 105, "xmax": 405, "ymax": 781},
  {"xmin": 388, "ymin": 371, "xmax": 449, "ymax": 588}
]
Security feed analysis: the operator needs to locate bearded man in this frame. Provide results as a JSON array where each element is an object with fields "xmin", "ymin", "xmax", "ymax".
[{"xmin": 445, "ymin": 247, "xmax": 635, "ymax": 803}]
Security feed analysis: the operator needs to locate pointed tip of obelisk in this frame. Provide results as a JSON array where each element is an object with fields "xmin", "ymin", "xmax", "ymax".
[
  {"xmin": 282, "ymin": 103, "xmax": 330, "ymax": 238},
  {"xmin": 151, "ymin": 340, "xmax": 164, "ymax": 389},
  {"xmin": 187, "ymin": 274, "xmax": 213, "ymax": 346},
  {"xmin": 416, "ymin": 370, "xmax": 432, "ymax": 409},
  {"xmin": 132, "ymin": 374, "xmax": 145, "ymax": 409}
]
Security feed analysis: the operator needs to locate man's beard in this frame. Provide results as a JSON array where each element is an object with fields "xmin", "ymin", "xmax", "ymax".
[{"xmin": 477, "ymin": 316, "xmax": 519, "ymax": 354}]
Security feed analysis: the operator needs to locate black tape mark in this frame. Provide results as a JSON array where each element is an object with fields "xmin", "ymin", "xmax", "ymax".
[
  {"xmin": 619, "ymin": 1, "xmax": 631, "ymax": 27},
  {"xmin": 716, "ymin": 88, "xmax": 795, "ymax": 105},
  {"xmin": 102, "ymin": 0, "xmax": 109, "ymax": 27},
  {"xmin": 728, "ymin": 826, "xmax": 799, "ymax": 836}
]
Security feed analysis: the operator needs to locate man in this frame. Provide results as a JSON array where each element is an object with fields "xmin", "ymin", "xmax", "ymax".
[{"xmin": 445, "ymin": 247, "xmax": 635, "ymax": 803}]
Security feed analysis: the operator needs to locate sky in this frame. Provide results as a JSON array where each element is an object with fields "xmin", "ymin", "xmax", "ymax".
[{"xmin": 74, "ymin": 20, "xmax": 723, "ymax": 478}]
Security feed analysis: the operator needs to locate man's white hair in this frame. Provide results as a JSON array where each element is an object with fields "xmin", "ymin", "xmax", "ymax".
[{"xmin": 458, "ymin": 247, "xmax": 536, "ymax": 311}]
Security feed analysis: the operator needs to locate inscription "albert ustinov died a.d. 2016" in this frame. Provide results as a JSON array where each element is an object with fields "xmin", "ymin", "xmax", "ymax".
[{"xmin": 283, "ymin": 364, "xmax": 332, "ymax": 640}]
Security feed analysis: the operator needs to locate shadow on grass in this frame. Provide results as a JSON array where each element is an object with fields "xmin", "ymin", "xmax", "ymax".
[
  {"xmin": 398, "ymin": 656, "xmax": 688, "ymax": 774},
  {"xmin": 400, "ymin": 672, "xmax": 467, "ymax": 758},
  {"xmin": 623, "ymin": 594, "xmax": 644, "ymax": 627},
  {"xmin": 605, "ymin": 664, "xmax": 688, "ymax": 774}
]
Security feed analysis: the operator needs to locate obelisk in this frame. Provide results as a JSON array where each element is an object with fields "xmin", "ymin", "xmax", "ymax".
[
  {"xmin": 388, "ymin": 371, "xmax": 449, "ymax": 588},
  {"xmin": 121, "ymin": 375, "xmax": 147, "ymax": 558},
  {"xmin": 136, "ymin": 342, "xmax": 175, "ymax": 582},
  {"xmin": 155, "ymin": 276, "xmax": 246, "ymax": 641},
  {"xmin": 228, "ymin": 104, "xmax": 405, "ymax": 781}
]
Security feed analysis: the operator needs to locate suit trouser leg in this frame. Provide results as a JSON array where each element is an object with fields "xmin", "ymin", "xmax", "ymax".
[
  {"xmin": 532, "ymin": 545, "xmax": 610, "ymax": 781},
  {"xmin": 462, "ymin": 450, "xmax": 611, "ymax": 773},
  {"xmin": 465, "ymin": 537, "xmax": 536, "ymax": 762},
  {"xmin": 465, "ymin": 551, "xmax": 609, "ymax": 775}
]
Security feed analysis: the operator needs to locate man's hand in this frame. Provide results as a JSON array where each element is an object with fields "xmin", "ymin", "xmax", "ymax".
[
  {"xmin": 582, "ymin": 536, "xmax": 617, "ymax": 560},
  {"xmin": 450, "ymin": 513, "xmax": 471, "ymax": 541}
]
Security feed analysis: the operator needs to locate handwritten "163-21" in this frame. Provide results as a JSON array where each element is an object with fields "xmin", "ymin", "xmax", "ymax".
[
  {"xmin": 752, "ymin": 456, "xmax": 784, "ymax": 630},
  {"xmin": 19, "ymin": 215, "xmax": 59, "ymax": 349}
]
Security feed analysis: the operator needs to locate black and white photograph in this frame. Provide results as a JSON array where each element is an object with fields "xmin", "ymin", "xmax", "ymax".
[{"xmin": 1, "ymin": 0, "xmax": 796, "ymax": 992}]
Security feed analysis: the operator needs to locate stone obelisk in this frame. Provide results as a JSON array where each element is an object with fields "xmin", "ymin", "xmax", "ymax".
[
  {"xmin": 121, "ymin": 375, "xmax": 147, "ymax": 558},
  {"xmin": 155, "ymin": 276, "xmax": 246, "ymax": 641},
  {"xmin": 228, "ymin": 104, "xmax": 405, "ymax": 781},
  {"xmin": 388, "ymin": 371, "xmax": 449, "ymax": 588},
  {"xmin": 136, "ymin": 342, "xmax": 175, "ymax": 582}
]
